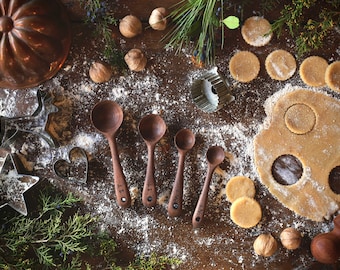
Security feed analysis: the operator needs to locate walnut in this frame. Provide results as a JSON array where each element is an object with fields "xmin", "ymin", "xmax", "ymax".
[
  {"xmin": 124, "ymin": 49, "xmax": 147, "ymax": 72},
  {"xmin": 89, "ymin": 62, "xmax": 112, "ymax": 83},
  {"xmin": 149, "ymin": 7, "xmax": 168, "ymax": 31},
  {"xmin": 119, "ymin": 15, "xmax": 142, "ymax": 38},
  {"xmin": 280, "ymin": 227, "xmax": 302, "ymax": 250},
  {"xmin": 253, "ymin": 233, "xmax": 278, "ymax": 257}
]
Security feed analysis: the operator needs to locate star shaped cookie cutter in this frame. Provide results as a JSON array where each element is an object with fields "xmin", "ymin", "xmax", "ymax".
[
  {"xmin": 0, "ymin": 148, "xmax": 39, "ymax": 215},
  {"xmin": 0, "ymin": 89, "xmax": 58, "ymax": 148}
]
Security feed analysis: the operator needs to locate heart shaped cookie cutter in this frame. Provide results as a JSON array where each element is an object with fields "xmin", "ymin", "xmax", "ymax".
[{"xmin": 53, "ymin": 147, "xmax": 89, "ymax": 184}]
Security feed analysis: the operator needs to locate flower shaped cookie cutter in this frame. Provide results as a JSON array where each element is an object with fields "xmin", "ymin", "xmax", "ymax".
[{"xmin": 191, "ymin": 67, "xmax": 234, "ymax": 113}]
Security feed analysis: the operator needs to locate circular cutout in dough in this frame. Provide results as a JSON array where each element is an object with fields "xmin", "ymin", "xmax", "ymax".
[
  {"xmin": 241, "ymin": 16, "xmax": 272, "ymax": 47},
  {"xmin": 284, "ymin": 103, "xmax": 316, "ymax": 135},
  {"xmin": 229, "ymin": 51, "xmax": 260, "ymax": 83},
  {"xmin": 271, "ymin": 154, "xmax": 303, "ymax": 186},
  {"xmin": 299, "ymin": 56, "xmax": 328, "ymax": 87},
  {"xmin": 226, "ymin": 176, "xmax": 256, "ymax": 203},
  {"xmin": 329, "ymin": 166, "xmax": 340, "ymax": 195},
  {"xmin": 265, "ymin": 50, "xmax": 296, "ymax": 81},
  {"xmin": 325, "ymin": 61, "xmax": 340, "ymax": 92},
  {"xmin": 230, "ymin": 197, "xmax": 262, "ymax": 228}
]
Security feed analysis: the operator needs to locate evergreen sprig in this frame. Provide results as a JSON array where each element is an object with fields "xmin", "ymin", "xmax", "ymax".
[
  {"xmin": 0, "ymin": 192, "xmax": 93, "ymax": 268},
  {"xmin": 271, "ymin": 0, "xmax": 340, "ymax": 56},
  {"xmin": 127, "ymin": 253, "xmax": 181, "ymax": 270},
  {"xmin": 164, "ymin": 0, "xmax": 224, "ymax": 65},
  {"xmin": 0, "ymin": 189, "xmax": 181, "ymax": 269},
  {"xmin": 79, "ymin": 0, "xmax": 126, "ymax": 70}
]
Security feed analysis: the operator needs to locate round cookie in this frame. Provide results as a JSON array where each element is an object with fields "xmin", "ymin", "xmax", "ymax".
[
  {"xmin": 265, "ymin": 50, "xmax": 296, "ymax": 81},
  {"xmin": 229, "ymin": 51, "xmax": 260, "ymax": 83},
  {"xmin": 325, "ymin": 61, "xmax": 340, "ymax": 92},
  {"xmin": 241, "ymin": 16, "xmax": 273, "ymax": 47},
  {"xmin": 230, "ymin": 197, "xmax": 262, "ymax": 228},
  {"xmin": 299, "ymin": 56, "xmax": 328, "ymax": 87},
  {"xmin": 226, "ymin": 176, "xmax": 256, "ymax": 203}
]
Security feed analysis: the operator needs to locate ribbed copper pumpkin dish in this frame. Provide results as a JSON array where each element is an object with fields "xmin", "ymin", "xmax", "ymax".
[{"xmin": 0, "ymin": 0, "xmax": 71, "ymax": 89}]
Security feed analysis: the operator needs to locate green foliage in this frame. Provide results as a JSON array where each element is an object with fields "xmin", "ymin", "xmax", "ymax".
[
  {"xmin": 126, "ymin": 253, "xmax": 181, "ymax": 270},
  {"xmin": 79, "ymin": 0, "xmax": 126, "ymax": 70},
  {"xmin": 0, "ymin": 189, "xmax": 181, "ymax": 269},
  {"xmin": 0, "ymin": 191, "xmax": 94, "ymax": 269},
  {"xmin": 271, "ymin": 0, "xmax": 340, "ymax": 56},
  {"xmin": 164, "ymin": 0, "xmax": 242, "ymax": 65}
]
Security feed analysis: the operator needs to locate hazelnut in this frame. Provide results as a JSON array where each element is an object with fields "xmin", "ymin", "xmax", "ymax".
[
  {"xmin": 149, "ymin": 7, "xmax": 168, "ymax": 31},
  {"xmin": 253, "ymin": 234, "xmax": 278, "ymax": 257},
  {"xmin": 280, "ymin": 227, "xmax": 302, "ymax": 250},
  {"xmin": 124, "ymin": 48, "xmax": 147, "ymax": 72},
  {"xmin": 89, "ymin": 62, "xmax": 112, "ymax": 83},
  {"xmin": 119, "ymin": 15, "xmax": 142, "ymax": 38}
]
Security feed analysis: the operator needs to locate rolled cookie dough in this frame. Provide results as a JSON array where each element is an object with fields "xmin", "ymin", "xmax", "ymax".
[
  {"xmin": 254, "ymin": 89, "xmax": 340, "ymax": 221},
  {"xmin": 229, "ymin": 51, "xmax": 260, "ymax": 83},
  {"xmin": 241, "ymin": 16, "xmax": 272, "ymax": 47},
  {"xmin": 230, "ymin": 197, "xmax": 262, "ymax": 228},
  {"xmin": 226, "ymin": 176, "xmax": 256, "ymax": 203},
  {"xmin": 325, "ymin": 61, "xmax": 340, "ymax": 92},
  {"xmin": 265, "ymin": 50, "xmax": 296, "ymax": 81},
  {"xmin": 299, "ymin": 56, "xmax": 328, "ymax": 87}
]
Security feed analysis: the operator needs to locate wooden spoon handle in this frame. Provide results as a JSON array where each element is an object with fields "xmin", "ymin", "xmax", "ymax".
[
  {"xmin": 168, "ymin": 152, "xmax": 186, "ymax": 217},
  {"xmin": 142, "ymin": 144, "xmax": 157, "ymax": 207},
  {"xmin": 109, "ymin": 137, "xmax": 131, "ymax": 208},
  {"xmin": 192, "ymin": 165, "xmax": 215, "ymax": 229}
]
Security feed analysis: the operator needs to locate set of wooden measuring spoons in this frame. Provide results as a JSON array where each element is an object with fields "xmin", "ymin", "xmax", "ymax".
[{"xmin": 91, "ymin": 100, "xmax": 225, "ymax": 228}]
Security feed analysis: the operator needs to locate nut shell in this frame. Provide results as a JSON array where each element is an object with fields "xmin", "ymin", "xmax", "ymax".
[
  {"xmin": 124, "ymin": 49, "xmax": 147, "ymax": 72},
  {"xmin": 280, "ymin": 227, "xmax": 302, "ymax": 250},
  {"xmin": 253, "ymin": 234, "xmax": 278, "ymax": 257},
  {"xmin": 149, "ymin": 7, "xmax": 168, "ymax": 31},
  {"xmin": 0, "ymin": 0, "xmax": 71, "ymax": 89},
  {"xmin": 89, "ymin": 62, "xmax": 112, "ymax": 83},
  {"xmin": 119, "ymin": 15, "xmax": 142, "ymax": 38}
]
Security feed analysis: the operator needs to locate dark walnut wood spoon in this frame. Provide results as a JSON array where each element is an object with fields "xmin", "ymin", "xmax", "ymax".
[
  {"xmin": 138, "ymin": 114, "xmax": 166, "ymax": 207},
  {"xmin": 311, "ymin": 215, "xmax": 340, "ymax": 264},
  {"xmin": 192, "ymin": 146, "xmax": 225, "ymax": 229},
  {"xmin": 91, "ymin": 100, "xmax": 131, "ymax": 208},
  {"xmin": 168, "ymin": 128, "xmax": 195, "ymax": 217}
]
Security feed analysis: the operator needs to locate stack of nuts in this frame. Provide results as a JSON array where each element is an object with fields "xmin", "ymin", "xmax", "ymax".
[
  {"xmin": 89, "ymin": 7, "xmax": 169, "ymax": 78},
  {"xmin": 118, "ymin": 8, "xmax": 168, "ymax": 72},
  {"xmin": 253, "ymin": 227, "xmax": 302, "ymax": 257}
]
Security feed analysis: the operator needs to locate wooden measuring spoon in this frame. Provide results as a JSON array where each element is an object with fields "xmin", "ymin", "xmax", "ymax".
[
  {"xmin": 168, "ymin": 128, "xmax": 195, "ymax": 217},
  {"xmin": 91, "ymin": 100, "xmax": 131, "ymax": 208},
  {"xmin": 138, "ymin": 114, "xmax": 166, "ymax": 207},
  {"xmin": 311, "ymin": 215, "xmax": 340, "ymax": 264},
  {"xmin": 192, "ymin": 146, "xmax": 225, "ymax": 229}
]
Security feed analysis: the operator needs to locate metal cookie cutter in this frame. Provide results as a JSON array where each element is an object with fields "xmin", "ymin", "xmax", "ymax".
[
  {"xmin": 0, "ymin": 148, "xmax": 39, "ymax": 215},
  {"xmin": 191, "ymin": 67, "xmax": 234, "ymax": 113},
  {"xmin": 0, "ymin": 89, "xmax": 58, "ymax": 148},
  {"xmin": 53, "ymin": 147, "xmax": 89, "ymax": 184}
]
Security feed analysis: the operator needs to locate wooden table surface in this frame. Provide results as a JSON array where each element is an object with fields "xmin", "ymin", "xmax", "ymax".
[{"xmin": 1, "ymin": 0, "xmax": 340, "ymax": 269}]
